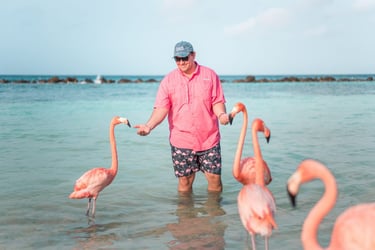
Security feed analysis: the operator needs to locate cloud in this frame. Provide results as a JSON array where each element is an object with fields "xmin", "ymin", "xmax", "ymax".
[
  {"xmin": 224, "ymin": 18, "xmax": 256, "ymax": 36},
  {"xmin": 353, "ymin": 0, "xmax": 375, "ymax": 11},
  {"xmin": 224, "ymin": 7, "xmax": 291, "ymax": 36}
]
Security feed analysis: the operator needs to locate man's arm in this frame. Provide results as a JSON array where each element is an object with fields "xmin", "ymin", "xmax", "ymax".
[{"xmin": 134, "ymin": 107, "xmax": 169, "ymax": 136}]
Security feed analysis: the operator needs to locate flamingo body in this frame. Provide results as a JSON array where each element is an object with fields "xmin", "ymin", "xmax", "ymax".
[
  {"xmin": 330, "ymin": 203, "xmax": 375, "ymax": 250},
  {"xmin": 229, "ymin": 102, "xmax": 272, "ymax": 185},
  {"xmin": 69, "ymin": 116, "xmax": 131, "ymax": 218},
  {"xmin": 238, "ymin": 184, "xmax": 277, "ymax": 237},
  {"xmin": 287, "ymin": 159, "xmax": 375, "ymax": 250},
  {"xmin": 238, "ymin": 157, "xmax": 272, "ymax": 185},
  {"xmin": 69, "ymin": 167, "xmax": 115, "ymax": 199}
]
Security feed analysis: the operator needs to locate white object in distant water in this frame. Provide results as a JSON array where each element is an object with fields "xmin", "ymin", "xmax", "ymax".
[{"xmin": 94, "ymin": 75, "xmax": 104, "ymax": 84}]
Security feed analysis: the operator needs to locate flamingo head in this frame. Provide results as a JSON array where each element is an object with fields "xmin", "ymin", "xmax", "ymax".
[
  {"xmin": 118, "ymin": 117, "xmax": 131, "ymax": 127},
  {"xmin": 252, "ymin": 118, "xmax": 271, "ymax": 143},
  {"xmin": 287, "ymin": 170, "xmax": 302, "ymax": 207},
  {"xmin": 264, "ymin": 125, "xmax": 271, "ymax": 143},
  {"xmin": 228, "ymin": 102, "xmax": 247, "ymax": 125},
  {"xmin": 287, "ymin": 159, "xmax": 335, "ymax": 208}
]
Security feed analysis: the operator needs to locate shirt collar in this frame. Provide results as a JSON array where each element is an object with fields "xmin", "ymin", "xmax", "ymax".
[{"xmin": 178, "ymin": 61, "xmax": 200, "ymax": 79}]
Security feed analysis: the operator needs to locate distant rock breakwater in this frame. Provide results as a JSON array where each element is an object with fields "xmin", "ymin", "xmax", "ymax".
[
  {"xmin": 0, "ymin": 75, "xmax": 373, "ymax": 84},
  {"xmin": 0, "ymin": 76, "xmax": 160, "ymax": 84}
]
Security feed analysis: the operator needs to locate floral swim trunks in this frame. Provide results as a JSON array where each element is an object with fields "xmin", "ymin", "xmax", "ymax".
[{"xmin": 170, "ymin": 143, "xmax": 222, "ymax": 177}]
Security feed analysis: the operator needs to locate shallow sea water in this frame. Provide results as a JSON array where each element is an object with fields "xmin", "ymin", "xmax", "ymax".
[{"xmin": 0, "ymin": 80, "xmax": 374, "ymax": 249}]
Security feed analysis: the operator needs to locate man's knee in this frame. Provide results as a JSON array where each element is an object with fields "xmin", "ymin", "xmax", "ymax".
[
  {"xmin": 178, "ymin": 175, "xmax": 195, "ymax": 192},
  {"xmin": 205, "ymin": 173, "xmax": 223, "ymax": 192}
]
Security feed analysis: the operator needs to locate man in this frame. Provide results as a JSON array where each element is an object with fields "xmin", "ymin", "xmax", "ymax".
[{"xmin": 135, "ymin": 41, "xmax": 230, "ymax": 193}]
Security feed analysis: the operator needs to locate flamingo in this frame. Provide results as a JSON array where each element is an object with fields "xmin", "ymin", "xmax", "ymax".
[
  {"xmin": 229, "ymin": 102, "xmax": 272, "ymax": 185},
  {"xmin": 287, "ymin": 159, "xmax": 375, "ymax": 250},
  {"xmin": 69, "ymin": 116, "xmax": 131, "ymax": 218},
  {"xmin": 236, "ymin": 117, "xmax": 277, "ymax": 250}
]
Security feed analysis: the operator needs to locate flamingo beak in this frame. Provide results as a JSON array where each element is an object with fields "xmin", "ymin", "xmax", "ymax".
[
  {"xmin": 228, "ymin": 113, "xmax": 234, "ymax": 125},
  {"xmin": 119, "ymin": 117, "xmax": 131, "ymax": 127},
  {"xmin": 287, "ymin": 186, "xmax": 297, "ymax": 208},
  {"xmin": 266, "ymin": 132, "xmax": 271, "ymax": 143}
]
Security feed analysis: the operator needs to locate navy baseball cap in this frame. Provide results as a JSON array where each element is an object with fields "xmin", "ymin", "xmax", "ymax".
[{"xmin": 174, "ymin": 41, "xmax": 194, "ymax": 57}]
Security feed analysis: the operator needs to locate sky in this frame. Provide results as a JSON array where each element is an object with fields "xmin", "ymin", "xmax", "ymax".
[{"xmin": 1, "ymin": 0, "xmax": 375, "ymax": 76}]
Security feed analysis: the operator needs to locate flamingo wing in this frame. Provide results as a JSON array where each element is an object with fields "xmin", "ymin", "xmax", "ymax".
[
  {"xmin": 236, "ymin": 158, "xmax": 272, "ymax": 185},
  {"xmin": 69, "ymin": 168, "xmax": 114, "ymax": 199},
  {"xmin": 235, "ymin": 157, "xmax": 256, "ymax": 184},
  {"xmin": 262, "ymin": 160, "xmax": 273, "ymax": 185}
]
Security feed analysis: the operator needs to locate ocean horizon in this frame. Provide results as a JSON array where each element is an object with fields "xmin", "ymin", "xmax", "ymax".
[{"xmin": 0, "ymin": 73, "xmax": 374, "ymax": 84}]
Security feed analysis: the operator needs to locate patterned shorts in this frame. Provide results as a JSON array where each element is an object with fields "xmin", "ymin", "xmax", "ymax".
[{"xmin": 171, "ymin": 143, "xmax": 222, "ymax": 177}]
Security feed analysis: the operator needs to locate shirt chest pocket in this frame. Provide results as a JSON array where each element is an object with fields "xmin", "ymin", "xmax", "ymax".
[
  {"xmin": 170, "ymin": 80, "xmax": 212, "ymax": 105},
  {"xmin": 170, "ymin": 84, "xmax": 189, "ymax": 105},
  {"xmin": 193, "ymin": 80, "xmax": 212, "ymax": 102}
]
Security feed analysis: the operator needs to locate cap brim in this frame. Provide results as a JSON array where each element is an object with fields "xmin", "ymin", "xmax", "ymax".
[{"xmin": 174, "ymin": 52, "xmax": 190, "ymax": 57}]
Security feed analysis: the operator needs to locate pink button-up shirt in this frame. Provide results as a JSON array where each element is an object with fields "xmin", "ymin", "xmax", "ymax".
[{"xmin": 154, "ymin": 63, "xmax": 226, "ymax": 151}]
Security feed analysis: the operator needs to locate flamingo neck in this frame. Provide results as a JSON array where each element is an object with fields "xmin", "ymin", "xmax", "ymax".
[
  {"xmin": 252, "ymin": 122, "xmax": 264, "ymax": 186},
  {"xmin": 109, "ymin": 120, "xmax": 118, "ymax": 176},
  {"xmin": 232, "ymin": 107, "xmax": 248, "ymax": 180},
  {"xmin": 301, "ymin": 162, "xmax": 338, "ymax": 250}
]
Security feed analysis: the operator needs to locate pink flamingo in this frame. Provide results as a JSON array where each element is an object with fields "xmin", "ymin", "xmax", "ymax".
[
  {"xmin": 287, "ymin": 159, "xmax": 375, "ymax": 250},
  {"xmin": 236, "ymin": 117, "xmax": 277, "ymax": 250},
  {"xmin": 229, "ymin": 102, "xmax": 272, "ymax": 185},
  {"xmin": 69, "ymin": 116, "xmax": 131, "ymax": 218}
]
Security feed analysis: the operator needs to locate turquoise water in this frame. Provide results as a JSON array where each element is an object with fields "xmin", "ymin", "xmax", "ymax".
[{"xmin": 0, "ymin": 79, "xmax": 374, "ymax": 249}]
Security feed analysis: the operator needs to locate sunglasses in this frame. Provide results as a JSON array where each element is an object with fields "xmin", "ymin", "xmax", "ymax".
[{"xmin": 174, "ymin": 55, "xmax": 189, "ymax": 62}]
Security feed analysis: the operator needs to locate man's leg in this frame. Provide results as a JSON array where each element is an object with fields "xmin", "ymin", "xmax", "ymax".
[
  {"xmin": 199, "ymin": 143, "xmax": 223, "ymax": 192},
  {"xmin": 178, "ymin": 173, "xmax": 196, "ymax": 192},
  {"xmin": 205, "ymin": 172, "xmax": 222, "ymax": 192}
]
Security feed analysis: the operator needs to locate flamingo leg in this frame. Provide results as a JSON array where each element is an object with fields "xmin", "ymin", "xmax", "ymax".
[
  {"xmin": 91, "ymin": 198, "xmax": 97, "ymax": 218},
  {"xmin": 251, "ymin": 234, "xmax": 257, "ymax": 250},
  {"xmin": 86, "ymin": 198, "xmax": 91, "ymax": 216},
  {"xmin": 264, "ymin": 236, "xmax": 269, "ymax": 250}
]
